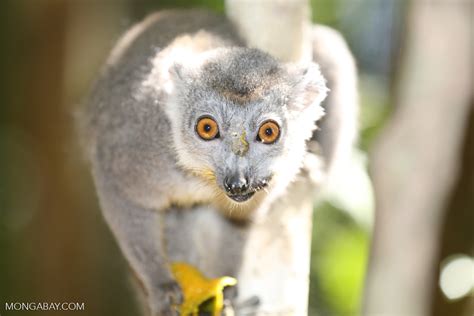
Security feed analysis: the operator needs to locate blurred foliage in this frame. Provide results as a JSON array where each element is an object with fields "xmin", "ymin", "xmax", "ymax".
[
  {"xmin": 129, "ymin": 0, "xmax": 224, "ymax": 17},
  {"xmin": 358, "ymin": 76, "xmax": 392, "ymax": 151},
  {"xmin": 158, "ymin": 0, "xmax": 224, "ymax": 11},
  {"xmin": 311, "ymin": 0, "xmax": 341, "ymax": 26},
  {"xmin": 309, "ymin": 203, "xmax": 370, "ymax": 316}
]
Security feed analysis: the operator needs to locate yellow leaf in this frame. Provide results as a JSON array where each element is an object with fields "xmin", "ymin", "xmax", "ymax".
[{"xmin": 171, "ymin": 262, "xmax": 237, "ymax": 316}]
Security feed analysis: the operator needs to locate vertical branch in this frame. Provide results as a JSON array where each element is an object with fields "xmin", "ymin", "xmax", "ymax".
[
  {"xmin": 363, "ymin": 1, "xmax": 473, "ymax": 315},
  {"xmin": 225, "ymin": 0, "xmax": 312, "ymax": 62}
]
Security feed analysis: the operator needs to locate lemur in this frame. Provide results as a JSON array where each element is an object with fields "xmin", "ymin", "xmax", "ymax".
[{"xmin": 80, "ymin": 9, "xmax": 357, "ymax": 316}]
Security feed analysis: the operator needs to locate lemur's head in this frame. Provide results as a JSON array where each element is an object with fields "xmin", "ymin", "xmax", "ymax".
[{"xmin": 166, "ymin": 48, "xmax": 327, "ymax": 204}]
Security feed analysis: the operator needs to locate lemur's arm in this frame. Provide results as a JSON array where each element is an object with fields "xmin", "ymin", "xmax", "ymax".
[
  {"xmin": 94, "ymin": 174, "xmax": 182, "ymax": 316},
  {"xmin": 310, "ymin": 25, "xmax": 358, "ymax": 180}
]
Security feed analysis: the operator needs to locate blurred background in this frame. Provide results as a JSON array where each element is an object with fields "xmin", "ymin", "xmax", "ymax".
[{"xmin": 0, "ymin": 1, "xmax": 472, "ymax": 315}]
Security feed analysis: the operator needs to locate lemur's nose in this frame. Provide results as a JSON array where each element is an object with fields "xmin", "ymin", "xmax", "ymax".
[{"xmin": 224, "ymin": 175, "xmax": 249, "ymax": 195}]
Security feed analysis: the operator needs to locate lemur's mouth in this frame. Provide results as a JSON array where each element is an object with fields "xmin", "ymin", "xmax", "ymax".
[
  {"xmin": 222, "ymin": 176, "xmax": 271, "ymax": 203},
  {"xmin": 226, "ymin": 191, "xmax": 255, "ymax": 203}
]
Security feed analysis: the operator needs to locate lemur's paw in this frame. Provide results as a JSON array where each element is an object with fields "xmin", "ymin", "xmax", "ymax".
[
  {"xmin": 162, "ymin": 280, "xmax": 184, "ymax": 307},
  {"xmin": 233, "ymin": 295, "xmax": 261, "ymax": 316},
  {"xmin": 150, "ymin": 280, "xmax": 183, "ymax": 316}
]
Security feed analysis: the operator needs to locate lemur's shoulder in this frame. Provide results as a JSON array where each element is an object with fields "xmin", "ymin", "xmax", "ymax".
[
  {"xmin": 311, "ymin": 25, "xmax": 356, "ymax": 70},
  {"xmin": 107, "ymin": 9, "xmax": 241, "ymax": 69},
  {"xmin": 309, "ymin": 25, "xmax": 358, "ymax": 182}
]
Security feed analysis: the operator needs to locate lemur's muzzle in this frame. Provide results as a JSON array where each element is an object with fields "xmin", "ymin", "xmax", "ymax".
[
  {"xmin": 222, "ymin": 172, "xmax": 272, "ymax": 203},
  {"xmin": 223, "ymin": 174, "xmax": 254, "ymax": 202}
]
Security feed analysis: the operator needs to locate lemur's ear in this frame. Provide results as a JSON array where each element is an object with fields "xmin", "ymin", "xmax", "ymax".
[
  {"xmin": 158, "ymin": 63, "xmax": 184, "ymax": 95},
  {"xmin": 169, "ymin": 63, "xmax": 187, "ymax": 83},
  {"xmin": 169, "ymin": 61, "xmax": 203, "ymax": 86},
  {"xmin": 288, "ymin": 62, "xmax": 328, "ymax": 112},
  {"xmin": 166, "ymin": 63, "xmax": 198, "ymax": 95}
]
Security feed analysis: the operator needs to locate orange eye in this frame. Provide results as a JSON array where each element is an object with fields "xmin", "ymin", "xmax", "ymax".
[
  {"xmin": 257, "ymin": 120, "xmax": 280, "ymax": 144},
  {"xmin": 196, "ymin": 116, "xmax": 219, "ymax": 140}
]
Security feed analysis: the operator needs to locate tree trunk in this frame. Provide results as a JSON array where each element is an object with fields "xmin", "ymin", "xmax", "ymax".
[
  {"xmin": 363, "ymin": 1, "xmax": 473, "ymax": 315},
  {"xmin": 226, "ymin": 0, "xmax": 313, "ymax": 62}
]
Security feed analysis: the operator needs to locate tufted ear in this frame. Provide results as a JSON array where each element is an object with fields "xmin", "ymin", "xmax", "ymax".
[
  {"xmin": 164, "ymin": 62, "xmax": 200, "ymax": 96},
  {"xmin": 168, "ymin": 47, "xmax": 218, "ymax": 83},
  {"xmin": 168, "ymin": 63, "xmax": 188, "ymax": 84},
  {"xmin": 287, "ymin": 62, "xmax": 328, "ymax": 113}
]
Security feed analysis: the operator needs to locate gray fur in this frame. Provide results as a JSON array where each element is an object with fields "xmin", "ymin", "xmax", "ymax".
[{"xmin": 79, "ymin": 9, "xmax": 356, "ymax": 316}]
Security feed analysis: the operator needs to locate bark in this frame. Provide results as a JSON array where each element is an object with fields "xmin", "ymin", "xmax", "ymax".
[{"xmin": 225, "ymin": 0, "xmax": 313, "ymax": 62}]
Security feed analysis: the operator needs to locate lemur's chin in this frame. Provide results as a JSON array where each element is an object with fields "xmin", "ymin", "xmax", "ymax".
[{"xmin": 226, "ymin": 192, "xmax": 255, "ymax": 203}]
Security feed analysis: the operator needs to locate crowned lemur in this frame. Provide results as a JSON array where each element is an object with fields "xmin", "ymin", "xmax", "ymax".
[{"xmin": 80, "ymin": 9, "xmax": 357, "ymax": 316}]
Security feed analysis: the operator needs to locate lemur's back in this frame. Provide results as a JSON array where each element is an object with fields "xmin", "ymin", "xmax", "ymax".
[{"xmin": 106, "ymin": 10, "xmax": 241, "ymax": 74}]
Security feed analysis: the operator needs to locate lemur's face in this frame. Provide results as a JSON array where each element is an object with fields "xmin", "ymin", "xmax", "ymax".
[{"xmin": 167, "ymin": 48, "xmax": 327, "ymax": 204}]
